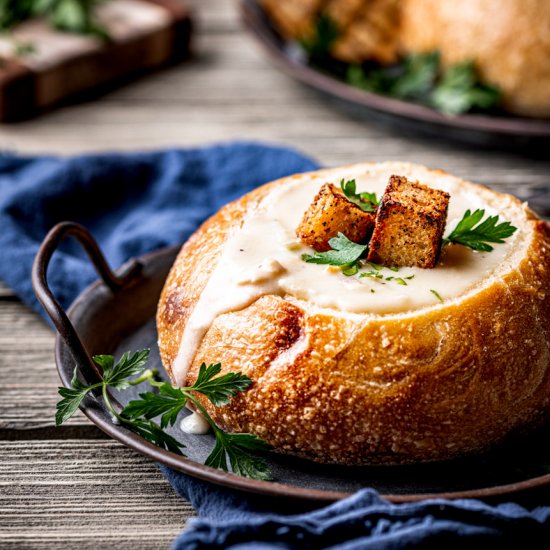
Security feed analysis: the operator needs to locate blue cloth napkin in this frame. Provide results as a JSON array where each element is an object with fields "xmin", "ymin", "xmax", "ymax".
[
  {"xmin": 1, "ymin": 141, "xmax": 549, "ymax": 548},
  {"xmin": 0, "ymin": 142, "xmax": 318, "ymax": 315},
  {"xmin": 163, "ymin": 469, "xmax": 550, "ymax": 548}
]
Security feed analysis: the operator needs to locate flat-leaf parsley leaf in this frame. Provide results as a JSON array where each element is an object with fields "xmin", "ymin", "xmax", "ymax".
[
  {"xmin": 55, "ymin": 350, "xmax": 272, "ymax": 480},
  {"xmin": 444, "ymin": 209, "xmax": 517, "ymax": 252},
  {"xmin": 301, "ymin": 233, "xmax": 368, "ymax": 266},
  {"xmin": 340, "ymin": 179, "xmax": 379, "ymax": 213}
]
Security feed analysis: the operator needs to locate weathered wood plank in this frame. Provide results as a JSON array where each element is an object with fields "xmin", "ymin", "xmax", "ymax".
[
  {"xmin": 0, "ymin": 282, "xmax": 15, "ymax": 298},
  {"xmin": 186, "ymin": 0, "xmax": 239, "ymax": 32},
  {"xmin": 0, "ymin": 300, "xmax": 89, "ymax": 428},
  {"xmin": 0, "ymin": 439, "xmax": 194, "ymax": 549},
  {"xmin": 0, "ymin": 11, "xmax": 547, "ymax": 195}
]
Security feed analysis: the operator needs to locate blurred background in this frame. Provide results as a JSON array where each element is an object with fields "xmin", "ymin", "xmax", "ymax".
[
  {"xmin": 0, "ymin": 0, "xmax": 548, "ymax": 211},
  {"xmin": 0, "ymin": 0, "xmax": 548, "ymax": 178},
  {"xmin": 0, "ymin": 1, "xmax": 549, "ymax": 548}
]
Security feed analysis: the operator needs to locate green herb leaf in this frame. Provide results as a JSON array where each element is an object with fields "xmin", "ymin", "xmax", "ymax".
[
  {"xmin": 300, "ymin": 13, "xmax": 339, "ymax": 63},
  {"xmin": 206, "ymin": 431, "xmax": 272, "ymax": 481},
  {"xmin": 347, "ymin": 63, "xmax": 396, "ymax": 95},
  {"xmin": 444, "ymin": 209, "xmax": 517, "ymax": 252},
  {"xmin": 432, "ymin": 61, "xmax": 500, "ymax": 115},
  {"xmin": 340, "ymin": 179, "xmax": 379, "ymax": 212},
  {"xmin": 345, "ymin": 52, "xmax": 501, "ymax": 116},
  {"xmin": 14, "ymin": 41, "xmax": 36, "ymax": 56},
  {"xmin": 51, "ymin": 0, "xmax": 87, "ymax": 31},
  {"xmin": 359, "ymin": 270, "xmax": 383, "ymax": 279},
  {"xmin": 122, "ymin": 384, "xmax": 188, "ymax": 429},
  {"xmin": 55, "ymin": 348, "xmax": 273, "ymax": 481},
  {"xmin": 129, "ymin": 418, "xmax": 186, "ymax": 455},
  {"xmin": 346, "ymin": 52, "xmax": 438, "ymax": 100},
  {"xmin": 55, "ymin": 367, "xmax": 96, "ymax": 426},
  {"xmin": 0, "ymin": 0, "xmax": 33, "ymax": 30},
  {"xmin": 92, "ymin": 354, "xmax": 114, "ymax": 372},
  {"xmin": 341, "ymin": 262, "xmax": 360, "ymax": 276},
  {"xmin": 0, "ymin": 0, "xmax": 109, "ymax": 39},
  {"xmin": 391, "ymin": 51, "xmax": 440, "ymax": 99},
  {"xmin": 430, "ymin": 289, "xmax": 444, "ymax": 303},
  {"xmin": 302, "ymin": 233, "xmax": 368, "ymax": 266},
  {"xmin": 98, "ymin": 349, "xmax": 150, "ymax": 389},
  {"xmin": 190, "ymin": 363, "xmax": 252, "ymax": 406},
  {"xmin": 122, "ymin": 362, "xmax": 253, "ymax": 429}
]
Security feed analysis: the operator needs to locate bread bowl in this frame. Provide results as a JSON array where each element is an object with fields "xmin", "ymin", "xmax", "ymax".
[{"xmin": 157, "ymin": 162, "xmax": 550, "ymax": 466}]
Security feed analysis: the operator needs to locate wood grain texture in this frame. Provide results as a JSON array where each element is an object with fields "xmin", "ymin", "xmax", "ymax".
[
  {"xmin": 0, "ymin": 440, "xmax": 193, "ymax": 549},
  {"xmin": 0, "ymin": 281, "xmax": 15, "ymax": 298},
  {"xmin": 0, "ymin": 0, "xmax": 549, "ymax": 546},
  {"xmin": 0, "ymin": 300, "xmax": 90, "ymax": 429}
]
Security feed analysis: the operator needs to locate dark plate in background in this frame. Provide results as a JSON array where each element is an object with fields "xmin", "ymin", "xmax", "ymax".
[
  {"xmin": 239, "ymin": 0, "xmax": 550, "ymax": 150},
  {"xmin": 53, "ymin": 246, "xmax": 550, "ymax": 504}
]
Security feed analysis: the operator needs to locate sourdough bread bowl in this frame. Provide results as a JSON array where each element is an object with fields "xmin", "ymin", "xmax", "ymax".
[{"xmin": 157, "ymin": 162, "xmax": 550, "ymax": 466}]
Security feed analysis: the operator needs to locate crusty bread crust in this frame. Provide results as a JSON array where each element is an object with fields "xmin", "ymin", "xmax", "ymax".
[
  {"xmin": 157, "ymin": 163, "xmax": 550, "ymax": 465},
  {"xmin": 399, "ymin": 0, "xmax": 550, "ymax": 117},
  {"xmin": 261, "ymin": 0, "xmax": 400, "ymax": 65},
  {"xmin": 261, "ymin": 0, "xmax": 550, "ymax": 118}
]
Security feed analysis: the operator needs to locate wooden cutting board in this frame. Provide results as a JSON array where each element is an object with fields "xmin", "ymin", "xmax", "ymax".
[{"xmin": 0, "ymin": 0, "xmax": 191, "ymax": 121}]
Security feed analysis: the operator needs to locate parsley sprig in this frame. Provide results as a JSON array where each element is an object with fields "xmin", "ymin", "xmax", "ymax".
[
  {"xmin": 347, "ymin": 52, "xmax": 439, "ymax": 102},
  {"xmin": 0, "ymin": 0, "xmax": 109, "ymax": 39},
  {"xmin": 345, "ymin": 51, "xmax": 501, "ymax": 115},
  {"xmin": 432, "ymin": 61, "xmax": 501, "ymax": 116},
  {"xmin": 301, "ymin": 234, "xmax": 417, "ymax": 284},
  {"xmin": 301, "ymin": 232, "xmax": 367, "ymax": 273},
  {"xmin": 56, "ymin": 350, "xmax": 272, "ymax": 480},
  {"xmin": 444, "ymin": 209, "xmax": 517, "ymax": 252},
  {"xmin": 340, "ymin": 179, "xmax": 379, "ymax": 213}
]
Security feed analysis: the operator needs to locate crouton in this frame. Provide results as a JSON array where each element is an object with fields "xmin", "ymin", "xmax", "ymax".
[
  {"xmin": 296, "ymin": 183, "xmax": 376, "ymax": 252},
  {"xmin": 367, "ymin": 175, "xmax": 449, "ymax": 268}
]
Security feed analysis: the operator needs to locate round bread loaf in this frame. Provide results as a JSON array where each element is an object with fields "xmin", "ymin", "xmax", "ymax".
[
  {"xmin": 398, "ymin": 0, "xmax": 550, "ymax": 117},
  {"xmin": 261, "ymin": 0, "xmax": 550, "ymax": 117},
  {"xmin": 157, "ymin": 163, "xmax": 550, "ymax": 465}
]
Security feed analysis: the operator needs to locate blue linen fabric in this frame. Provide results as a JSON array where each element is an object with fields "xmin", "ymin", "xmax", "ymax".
[
  {"xmin": 1, "ymin": 141, "xmax": 549, "ymax": 548},
  {"xmin": 163, "ymin": 468, "xmax": 550, "ymax": 549},
  {"xmin": 0, "ymin": 142, "xmax": 318, "ymax": 315}
]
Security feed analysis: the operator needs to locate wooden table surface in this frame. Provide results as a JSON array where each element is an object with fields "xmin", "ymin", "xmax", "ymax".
[{"xmin": 1, "ymin": 0, "xmax": 549, "ymax": 548}]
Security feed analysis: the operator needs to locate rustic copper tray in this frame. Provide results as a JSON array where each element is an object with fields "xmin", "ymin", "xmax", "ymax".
[
  {"xmin": 32, "ymin": 222, "xmax": 550, "ymax": 504},
  {"xmin": 239, "ymin": 0, "xmax": 550, "ymax": 150}
]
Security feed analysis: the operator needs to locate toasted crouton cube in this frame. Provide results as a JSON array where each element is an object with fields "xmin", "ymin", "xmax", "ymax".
[
  {"xmin": 296, "ymin": 183, "xmax": 375, "ymax": 252},
  {"xmin": 367, "ymin": 175, "xmax": 450, "ymax": 268}
]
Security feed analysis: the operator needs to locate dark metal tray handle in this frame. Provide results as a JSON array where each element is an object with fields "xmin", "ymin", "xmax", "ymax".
[{"xmin": 32, "ymin": 222, "xmax": 142, "ymax": 381}]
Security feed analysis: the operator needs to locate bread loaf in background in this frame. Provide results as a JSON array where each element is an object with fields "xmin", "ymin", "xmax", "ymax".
[
  {"xmin": 261, "ymin": 0, "xmax": 550, "ymax": 117},
  {"xmin": 400, "ymin": 0, "xmax": 550, "ymax": 118}
]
